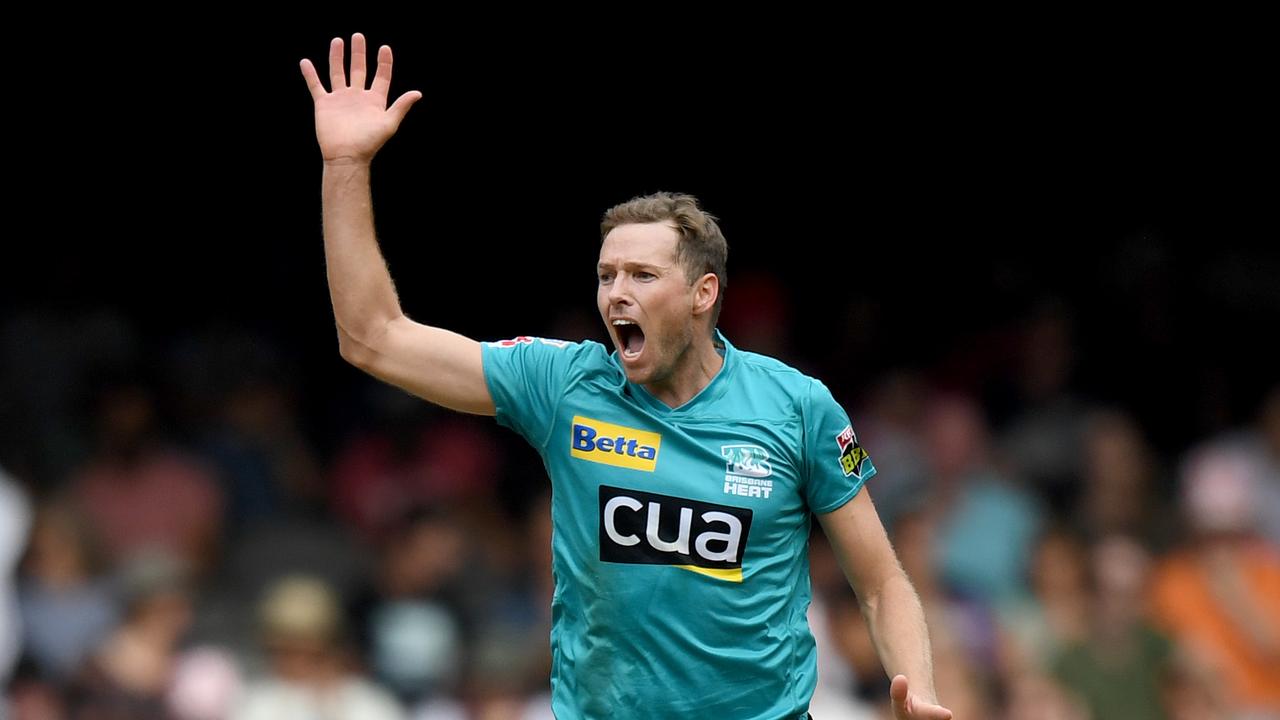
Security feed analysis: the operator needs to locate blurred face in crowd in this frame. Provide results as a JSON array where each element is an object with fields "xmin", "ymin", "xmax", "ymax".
[
  {"xmin": 130, "ymin": 588, "xmax": 193, "ymax": 647},
  {"xmin": 267, "ymin": 635, "xmax": 340, "ymax": 685},
  {"xmin": 1083, "ymin": 412, "xmax": 1152, "ymax": 533},
  {"xmin": 1032, "ymin": 531, "xmax": 1086, "ymax": 600},
  {"xmin": 27, "ymin": 505, "xmax": 92, "ymax": 587},
  {"xmin": 385, "ymin": 516, "xmax": 465, "ymax": 596},
  {"xmin": 597, "ymin": 222, "xmax": 717, "ymax": 389},
  {"xmin": 97, "ymin": 385, "xmax": 156, "ymax": 455},
  {"xmin": 1090, "ymin": 535, "xmax": 1151, "ymax": 635},
  {"xmin": 923, "ymin": 396, "xmax": 988, "ymax": 479}
]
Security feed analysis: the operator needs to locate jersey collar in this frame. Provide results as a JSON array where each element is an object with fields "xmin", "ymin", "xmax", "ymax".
[{"xmin": 618, "ymin": 329, "xmax": 737, "ymax": 416}]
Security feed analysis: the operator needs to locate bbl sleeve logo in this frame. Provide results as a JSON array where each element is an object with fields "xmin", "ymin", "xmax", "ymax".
[
  {"xmin": 836, "ymin": 425, "xmax": 868, "ymax": 479},
  {"xmin": 599, "ymin": 485, "xmax": 753, "ymax": 583}
]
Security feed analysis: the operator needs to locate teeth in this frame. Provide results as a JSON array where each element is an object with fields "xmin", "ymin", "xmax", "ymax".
[{"xmin": 612, "ymin": 319, "xmax": 636, "ymax": 326}]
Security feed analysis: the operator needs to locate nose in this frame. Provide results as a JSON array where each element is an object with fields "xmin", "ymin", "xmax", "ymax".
[{"xmin": 607, "ymin": 274, "xmax": 634, "ymax": 306}]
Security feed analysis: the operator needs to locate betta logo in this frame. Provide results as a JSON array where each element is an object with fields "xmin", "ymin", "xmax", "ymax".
[
  {"xmin": 599, "ymin": 485, "xmax": 753, "ymax": 582},
  {"xmin": 571, "ymin": 416, "xmax": 661, "ymax": 472}
]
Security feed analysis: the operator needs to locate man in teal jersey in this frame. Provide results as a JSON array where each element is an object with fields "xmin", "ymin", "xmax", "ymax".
[{"xmin": 302, "ymin": 33, "xmax": 952, "ymax": 720}]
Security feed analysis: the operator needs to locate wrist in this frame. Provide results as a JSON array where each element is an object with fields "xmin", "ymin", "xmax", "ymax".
[{"xmin": 323, "ymin": 155, "xmax": 373, "ymax": 168}]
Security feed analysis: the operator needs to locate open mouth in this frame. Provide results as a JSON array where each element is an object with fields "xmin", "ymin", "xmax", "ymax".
[{"xmin": 612, "ymin": 319, "xmax": 646, "ymax": 361}]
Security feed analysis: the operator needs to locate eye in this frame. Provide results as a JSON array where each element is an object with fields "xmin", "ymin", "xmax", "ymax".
[
  {"xmin": 635, "ymin": 271, "xmax": 655, "ymax": 281},
  {"xmin": 598, "ymin": 272, "xmax": 614, "ymax": 284}
]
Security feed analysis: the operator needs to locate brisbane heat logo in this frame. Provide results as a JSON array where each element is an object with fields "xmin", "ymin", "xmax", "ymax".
[
  {"xmin": 721, "ymin": 444, "xmax": 774, "ymax": 499},
  {"xmin": 598, "ymin": 485, "xmax": 753, "ymax": 582},
  {"xmin": 570, "ymin": 416, "xmax": 661, "ymax": 472}
]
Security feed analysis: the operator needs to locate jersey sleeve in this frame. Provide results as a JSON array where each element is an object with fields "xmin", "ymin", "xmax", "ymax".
[
  {"xmin": 802, "ymin": 379, "xmax": 877, "ymax": 514},
  {"xmin": 481, "ymin": 336, "xmax": 592, "ymax": 448}
]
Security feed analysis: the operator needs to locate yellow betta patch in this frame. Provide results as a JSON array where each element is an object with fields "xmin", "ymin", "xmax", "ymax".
[{"xmin": 570, "ymin": 416, "xmax": 661, "ymax": 471}]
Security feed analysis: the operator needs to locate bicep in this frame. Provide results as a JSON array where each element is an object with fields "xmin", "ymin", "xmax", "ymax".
[
  {"xmin": 816, "ymin": 489, "xmax": 902, "ymax": 603},
  {"xmin": 342, "ymin": 315, "xmax": 496, "ymax": 416}
]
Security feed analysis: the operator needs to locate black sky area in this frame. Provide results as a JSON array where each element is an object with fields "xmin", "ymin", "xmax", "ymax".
[{"xmin": 9, "ymin": 20, "xmax": 1276, "ymax": 453}]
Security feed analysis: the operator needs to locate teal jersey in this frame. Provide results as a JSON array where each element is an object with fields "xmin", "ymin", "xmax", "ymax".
[{"xmin": 482, "ymin": 332, "xmax": 875, "ymax": 720}]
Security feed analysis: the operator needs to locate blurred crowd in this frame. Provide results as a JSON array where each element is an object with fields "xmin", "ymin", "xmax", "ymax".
[{"xmin": 1, "ymin": 290, "xmax": 1278, "ymax": 719}]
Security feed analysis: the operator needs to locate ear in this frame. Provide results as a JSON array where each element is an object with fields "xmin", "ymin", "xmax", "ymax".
[{"xmin": 691, "ymin": 272, "xmax": 719, "ymax": 317}]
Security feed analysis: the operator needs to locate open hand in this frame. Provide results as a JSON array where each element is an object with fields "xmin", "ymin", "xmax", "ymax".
[{"xmin": 300, "ymin": 33, "xmax": 422, "ymax": 163}]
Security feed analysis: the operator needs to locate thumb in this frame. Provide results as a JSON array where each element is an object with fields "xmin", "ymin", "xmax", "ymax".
[
  {"xmin": 388, "ymin": 90, "xmax": 423, "ymax": 126},
  {"xmin": 890, "ymin": 674, "xmax": 909, "ymax": 715}
]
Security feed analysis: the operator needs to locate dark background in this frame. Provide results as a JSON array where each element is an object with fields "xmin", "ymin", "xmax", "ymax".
[{"xmin": 7, "ymin": 20, "xmax": 1277, "ymax": 458}]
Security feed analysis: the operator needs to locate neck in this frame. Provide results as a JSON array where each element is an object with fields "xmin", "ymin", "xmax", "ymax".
[{"xmin": 644, "ymin": 334, "xmax": 724, "ymax": 408}]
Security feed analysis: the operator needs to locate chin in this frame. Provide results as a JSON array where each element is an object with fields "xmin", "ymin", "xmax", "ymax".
[{"xmin": 623, "ymin": 366, "xmax": 651, "ymax": 385}]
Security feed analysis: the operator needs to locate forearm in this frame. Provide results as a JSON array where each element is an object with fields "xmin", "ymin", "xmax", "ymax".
[
  {"xmin": 321, "ymin": 159, "xmax": 404, "ymax": 346},
  {"xmin": 862, "ymin": 572, "xmax": 938, "ymax": 703}
]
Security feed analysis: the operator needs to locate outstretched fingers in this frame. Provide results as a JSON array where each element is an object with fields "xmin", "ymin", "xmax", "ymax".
[
  {"xmin": 388, "ymin": 91, "xmax": 423, "ymax": 127},
  {"xmin": 349, "ymin": 33, "xmax": 367, "ymax": 90},
  {"xmin": 371, "ymin": 45, "xmax": 395, "ymax": 100},
  {"xmin": 328, "ymin": 36, "xmax": 346, "ymax": 90},
  {"xmin": 299, "ymin": 58, "xmax": 325, "ymax": 98}
]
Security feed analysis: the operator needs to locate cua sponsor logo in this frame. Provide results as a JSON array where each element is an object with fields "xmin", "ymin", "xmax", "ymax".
[{"xmin": 598, "ymin": 485, "xmax": 753, "ymax": 582}]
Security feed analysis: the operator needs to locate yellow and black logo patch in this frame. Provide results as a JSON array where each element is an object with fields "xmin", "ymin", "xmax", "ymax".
[
  {"xmin": 836, "ymin": 425, "xmax": 868, "ymax": 479},
  {"xmin": 571, "ymin": 416, "xmax": 661, "ymax": 472}
]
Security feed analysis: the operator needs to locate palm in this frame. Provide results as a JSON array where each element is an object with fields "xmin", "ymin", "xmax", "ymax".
[
  {"xmin": 300, "ymin": 34, "xmax": 422, "ymax": 163},
  {"xmin": 890, "ymin": 674, "xmax": 953, "ymax": 720}
]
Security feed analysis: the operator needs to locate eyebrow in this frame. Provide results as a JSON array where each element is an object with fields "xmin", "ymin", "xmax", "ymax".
[{"xmin": 597, "ymin": 261, "xmax": 668, "ymax": 272}]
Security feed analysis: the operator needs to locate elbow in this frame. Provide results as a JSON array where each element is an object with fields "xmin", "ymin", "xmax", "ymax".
[
  {"xmin": 336, "ymin": 315, "xmax": 399, "ymax": 369},
  {"xmin": 337, "ymin": 330, "xmax": 375, "ymax": 369}
]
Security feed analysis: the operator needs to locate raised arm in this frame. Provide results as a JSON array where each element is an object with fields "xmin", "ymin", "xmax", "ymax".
[
  {"xmin": 300, "ymin": 34, "xmax": 494, "ymax": 415},
  {"xmin": 817, "ymin": 491, "xmax": 953, "ymax": 720}
]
